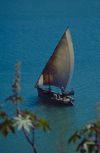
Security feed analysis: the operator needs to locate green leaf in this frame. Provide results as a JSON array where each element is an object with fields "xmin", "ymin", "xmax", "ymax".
[
  {"xmin": 0, "ymin": 119, "xmax": 15, "ymax": 137},
  {"xmin": 21, "ymin": 109, "xmax": 36, "ymax": 119},
  {"xmin": 17, "ymin": 96, "xmax": 24, "ymax": 102},
  {"xmin": 23, "ymin": 109, "xmax": 31, "ymax": 114},
  {"xmin": 36, "ymin": 118, "xmax": 51, "ymax": 132},
  {"xmin": 0, "ymin": 104, "xmax": 4, "ymax": 109},
  {"xmin": 87, "ymin": 129, "xmax": 94, "ymax": 137},
  {"xmin": 68, "ymin": 130, "xmax": 81, "ymax": 144},
  {"xmin": 8, "ymin": 125, "xmax": 15, "ymax": 134},
  {"xmin": 6, "ymin": 96, "xmax": 14, "ymax": 102},
  {"xmin": 1, "ymin": 125, "xmax": 8, "ymax": 137},
  {"xmin": 0, "ymin": 111, "xmax": 8, "ymax": 119}
]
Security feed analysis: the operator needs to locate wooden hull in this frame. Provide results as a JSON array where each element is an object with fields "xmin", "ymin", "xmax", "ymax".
[{"xmin": 37, "ymin": 87, "xmax": 75, "ymax": 106}]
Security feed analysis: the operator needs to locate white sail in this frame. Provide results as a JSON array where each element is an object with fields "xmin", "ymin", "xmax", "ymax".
[{"xmin": 35, "ymin": 28, "xmax": 74, "ymax": 90}]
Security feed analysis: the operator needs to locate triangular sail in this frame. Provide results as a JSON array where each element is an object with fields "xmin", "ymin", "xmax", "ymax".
[{"xmin": 35, "ymin": 28, "xmax": 74, "ymax": 90}]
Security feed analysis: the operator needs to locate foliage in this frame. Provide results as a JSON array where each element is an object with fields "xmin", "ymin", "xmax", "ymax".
[
  {"xmin": 36, "ymin": 117, "xmax": 51, "ymax": 132},
  {"xmin": 68, "ymin": 111, "xmax": 100, "ymax": 153},
  {"xmin": 0, "ymin": 118, "xmax": 15, "ymax": 138},
  {"xmin": 2, "ymin": 61, "xmax": 100, "ymax": 153},
  {"xmin": 0, "ymin": 61, "xmax": 51, "ymax": 153}
]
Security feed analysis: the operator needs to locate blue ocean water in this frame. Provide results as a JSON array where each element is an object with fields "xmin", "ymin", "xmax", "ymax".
[{"xmin": 0, "ymin": 0, "xmax": 100, "ymax": 152}]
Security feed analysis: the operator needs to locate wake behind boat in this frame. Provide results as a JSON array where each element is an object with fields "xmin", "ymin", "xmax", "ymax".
[{"xmin": 35, "ymin": 27, "xmax": 75, "ymax": 106}]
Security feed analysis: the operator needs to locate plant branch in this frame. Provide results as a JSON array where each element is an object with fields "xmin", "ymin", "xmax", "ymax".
[{"xmin": 22, "ymin": 127, "xmax": 37, "ymax": 153}]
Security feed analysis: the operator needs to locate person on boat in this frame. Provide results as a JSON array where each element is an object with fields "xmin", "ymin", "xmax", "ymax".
[
  {"xmin": 71, "ymin": 88, "xmax": 74, "ymax": 95},
  {"xmin": 57, "ymin": 93, "xmax": 60, "ymax": 99},
  {"xmin": 53, "ymin": 94, "xmax": 57, "ymax": 99},
  {"xmin": 68, "ymin": 88, "xmax": 74, "ymax": 96},
  {"xmin": 61, "ymin": 87, "xmax": 67, "ymax": 99}
]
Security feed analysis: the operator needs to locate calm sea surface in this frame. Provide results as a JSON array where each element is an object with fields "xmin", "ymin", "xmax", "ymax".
[{"xmin": 0, "ymin": 0, "xmax": 100, "ymax": 152}]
